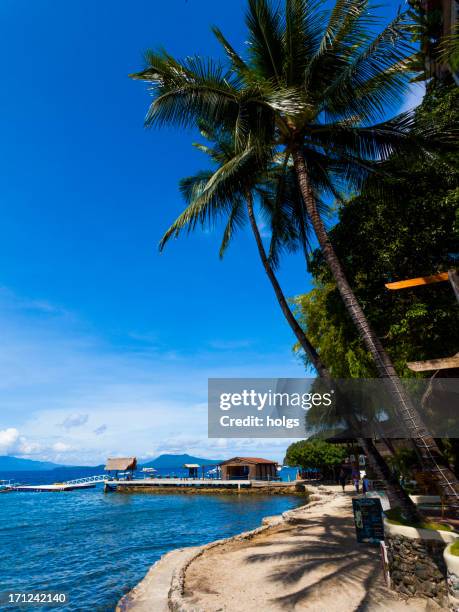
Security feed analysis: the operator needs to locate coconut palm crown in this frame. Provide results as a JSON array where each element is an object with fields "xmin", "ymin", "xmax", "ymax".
[
  {"xmin": 131, "ymin": 0, "xmax": 427, "ymax": 193},
  {"xmin": 159, "ymin": 121, "xmax": 329, "ymax": 269}
]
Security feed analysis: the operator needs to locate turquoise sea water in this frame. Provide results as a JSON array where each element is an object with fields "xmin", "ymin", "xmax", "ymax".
[{"xmin": 0, "ymin": 474, "xmax": 301, "ymax": 611}]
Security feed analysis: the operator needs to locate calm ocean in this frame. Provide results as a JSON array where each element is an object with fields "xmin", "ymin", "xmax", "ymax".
[{"xmin": 0, "ymin": 468, "xmax": 301, "ymax": 611}]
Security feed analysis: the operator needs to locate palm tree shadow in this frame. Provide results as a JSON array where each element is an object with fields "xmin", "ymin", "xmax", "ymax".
[
  {"xmin": 271, "ymin": 556, "xmax": 374, "ymax": 607},
  {"xmin": 242, "ymin": 511, "xmax": 387, "ymax": 608}
]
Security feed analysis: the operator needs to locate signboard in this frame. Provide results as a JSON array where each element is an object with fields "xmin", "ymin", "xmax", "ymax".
[
  {"xmin": 366, "ymin": 490, "xmax": 391, "ymax": 511},
  {"xmin": 352, "ymin": 497, "xmax": 384, "ymax": 544}
]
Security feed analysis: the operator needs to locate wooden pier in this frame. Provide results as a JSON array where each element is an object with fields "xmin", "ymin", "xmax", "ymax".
[{"xmin": 13, "ymin": 482, "xmax": 96, "ymax": 492}]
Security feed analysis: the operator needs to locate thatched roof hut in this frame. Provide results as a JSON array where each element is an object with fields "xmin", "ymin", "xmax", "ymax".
[{"xmin": 105, "ymin": 457, "xmax": 137, "ymax": 472}]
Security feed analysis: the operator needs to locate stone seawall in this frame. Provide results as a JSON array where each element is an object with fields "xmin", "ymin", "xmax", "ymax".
[
  {"xmin": 386, "ymin": 533, "xmax": 448, "ymax": 603},
  {"xmin": 384, "ymin": 519, "xmax": 457, "ymax": 608},
  {"xmin": 110, "ymin": 483, "xmax": 308, "ymax": 495}
]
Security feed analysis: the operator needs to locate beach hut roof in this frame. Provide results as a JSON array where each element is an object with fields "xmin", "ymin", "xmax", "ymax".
[
  {"xmin": 105, "ymin": 457, "xmax": 137, "ymax": 471},
  {"xmin": 220, "ymin": 456, "xmax": 277, "ymax": 466},
  {"xmin": 184, "ymin": 463, "xmax": 200, "ymax": 468}
]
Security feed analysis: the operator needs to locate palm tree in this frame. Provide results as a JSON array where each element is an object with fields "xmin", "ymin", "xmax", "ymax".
[
  {"xmin": 159, "ymin": 122, "xmax": 329, "ymax": 376},
  {"xmin": 159, "ymin": 124, "xmax": 419, "ymax": 519},
  {"xmin": 130, "ymin": 0, "xmax": 459, "ymax": 511}
]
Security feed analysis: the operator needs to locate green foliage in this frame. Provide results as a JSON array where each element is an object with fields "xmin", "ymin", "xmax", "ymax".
[
  {"xmin": 386, "ymin": 448, "xmax": 418, "ymax": 478},
  {"xmin": 294, "ymin": 84, "xmax": 459, "ymax": 377},
  {"xmin": 293, "ymin": 283, "xmax": 375, "ymax": 377},
  {"xmin": 284, "ymin": 439, "xmax": 347, "ymax": 471},
  {"xmin": 408, "ymin": 0, "xmax": 459, "ymax": 80},
  {"xmin": 385, "ymin": 507, "xmax": 453, "ymax": 531}
]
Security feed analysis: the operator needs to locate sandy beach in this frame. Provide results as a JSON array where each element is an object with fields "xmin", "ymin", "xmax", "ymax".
[{"xmin": 120, "ymin": 486, "xmax": 441, "ymax": 612}]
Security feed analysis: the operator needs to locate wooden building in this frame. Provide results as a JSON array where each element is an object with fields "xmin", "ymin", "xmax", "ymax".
[
  {"xmin": 105, "ymin": 457, "xmax": 137, "ymax": 479},
  {"xmin": 220, "ymin": 457, "xmax": 278, "ymax": 481}
]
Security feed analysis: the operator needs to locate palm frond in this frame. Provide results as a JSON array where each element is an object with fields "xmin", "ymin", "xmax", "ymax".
[
  {"xmin": 304, "ymin": 0, "xmax": 375, "ymax": 91},
  {"xmin": 212, "ymin": 26, "xmax": 249, "ymax": 74},
  {"xmin": 219, "ymin": 199, "xmax": 246, "ymax": 258},
  {"xmin": 246, "ymin": 0, "xmax": 284, "ymax": 84},
  {"xmin": 437, "ymin": 25, "xmax": 459, "ymax": 73},
  {"xmin": 321, "ymin": 10, "xmax": 415, "ymax": 123},
  {"xmin": 305, "ymin": 112, "xmax": 418, "ymax": 161},
  {"xmin": 284, "ymin": 0, "xmax": 323, "ymax": 84},
  {"xmin": 131, "ymin": 50, "xmax": 241, "ymax": 129},
  {"xmin": 159, "ymin": 174, "xmax": 220, "ymax": 251}
]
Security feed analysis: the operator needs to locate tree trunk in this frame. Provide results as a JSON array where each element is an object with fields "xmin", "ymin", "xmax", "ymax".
[
  {"xmin": 246, "ymin": 193, "xmax": 327, "ymax": 378},
  {"xmin": 292, "ymin": 147, "xmax": 459, "ymax": 515},
  {"xmin": 245, "ymin": 193, "xmax": 419, "ymax": 520},
  {"xmin": 359, "ymin": 437, "xmax": 416, "ymax": 514}
]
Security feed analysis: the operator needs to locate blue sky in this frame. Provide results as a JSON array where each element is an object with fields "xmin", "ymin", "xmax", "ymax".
[{"xmin": 0, "ymin": 0, "xmax": 424, "ymax": 464}]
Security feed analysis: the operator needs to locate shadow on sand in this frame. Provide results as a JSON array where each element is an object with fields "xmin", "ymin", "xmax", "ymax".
[{"xmin": 243, "ymin": 511, "xmax": 392, "ymax": 611}]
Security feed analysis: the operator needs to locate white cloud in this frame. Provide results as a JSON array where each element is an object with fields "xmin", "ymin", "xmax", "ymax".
[
  {"xmin": 52, "ymin": 442, "xmax": 73, "ymax": 453},
  {"xmin": 0, "ymin": 427, "xmax": 42, "ymax": 456},
  {"xmin": 0, "ymin": 287, "xmax": 306, "ymax": 464},
  {"xmin": 141, "ymin": 434, "xmax": 297, "ymax": 463},
  {"xmin": 0, "ymin": 428, "xmax": 20, "ymax": 454},
  {"xmin": 0, "ymin": 286, "xmax": 66, "ymax": 316},
  {"xmin": 94, "ymin": 424, "xmax": 107, "ymax": 435},
  {"xmin": 60, "ymin": 414, "xmax": 89, "ymax": 429}
]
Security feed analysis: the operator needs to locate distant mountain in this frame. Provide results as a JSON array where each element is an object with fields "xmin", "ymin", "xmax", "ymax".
[
  {"xmin": 0, "ymin": 453, "xmax": 223, "ymax": 473},
  {"xmin": 141, "ymin": 453, "xmax": 222, "ymax": 469},
  {"xmin": 0, "ymin": 456, "xmax": 63, "ymax": 471}
]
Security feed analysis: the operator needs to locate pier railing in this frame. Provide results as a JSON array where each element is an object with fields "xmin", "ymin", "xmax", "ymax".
[{"xmin": 63, "ymin": 475, "xmax": 110, "ymax": 485}]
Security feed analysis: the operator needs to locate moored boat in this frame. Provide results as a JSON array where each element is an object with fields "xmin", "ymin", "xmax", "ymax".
[{"xmin": 0, "ymin": 479, "xmax": 15, "ymax": 493}]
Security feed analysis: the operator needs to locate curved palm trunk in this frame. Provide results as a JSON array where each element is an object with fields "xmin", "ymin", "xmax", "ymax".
[
  {"xmin": 356, "ymin": 436, "xmax": 413, "ymax": 512},
  {"xmin": 292, "ymin": 148, "xmax": 459, "ymax": 514},
  {"xmin": 246, "ymin": 193, "xmax": 418, "ymax": 521},
  {"xmin": 246, "ymin": 193, "xmax": 328, "ymax": 378}
]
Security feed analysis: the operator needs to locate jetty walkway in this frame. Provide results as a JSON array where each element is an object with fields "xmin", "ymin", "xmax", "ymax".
[{"xmin": 118, "ymin": 485, "xmax": 436, "ymax": 612}]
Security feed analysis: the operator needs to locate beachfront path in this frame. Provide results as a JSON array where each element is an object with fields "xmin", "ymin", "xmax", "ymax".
[{"xmin": 181, "ymin": 488, "xmax": 440, "ymax": 612}]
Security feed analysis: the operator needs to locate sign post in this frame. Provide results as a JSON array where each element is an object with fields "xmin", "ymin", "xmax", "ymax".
[{"xmin": 352, "ymin": 497, "xmax": 384, "ymax": 544}]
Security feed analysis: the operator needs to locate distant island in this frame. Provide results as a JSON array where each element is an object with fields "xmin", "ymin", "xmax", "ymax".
[
  {"xmin": 0, "ymin": 456, "xmax": 64, "ymax": 471},
  {"xmin": 0, "ymin": 453, "xmax": 222, "ymax": 472}
]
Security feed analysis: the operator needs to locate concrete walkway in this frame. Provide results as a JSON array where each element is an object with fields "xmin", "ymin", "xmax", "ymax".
[
  {"xmin": 118, "ymin": 546, "xmax": 201, "ymax": 612},
  {"xmin": 181, "ymin": 489, "xmax": 440, "ymax": 611}
]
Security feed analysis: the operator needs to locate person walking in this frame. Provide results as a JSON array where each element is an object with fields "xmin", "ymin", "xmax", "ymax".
[
  {"xmin": 352, "ymin": 469, "xmax": 360, "ymax": 493},
  {"xmin": 338, "ymin": 468, "xmax": 346, "ymax": 492},
  {"xmin": 362, "ymin": 474, "xmax": 370, "ymax": 494}
]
